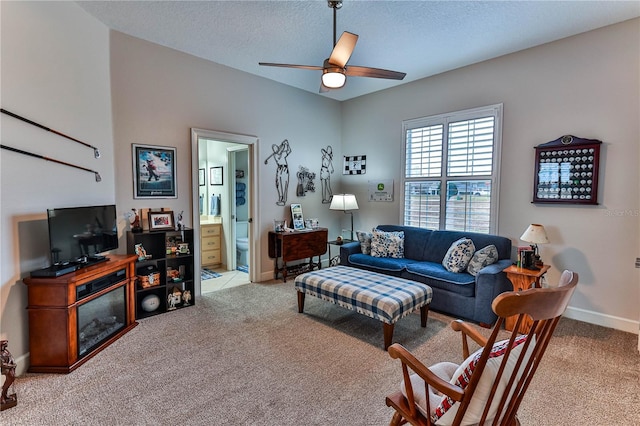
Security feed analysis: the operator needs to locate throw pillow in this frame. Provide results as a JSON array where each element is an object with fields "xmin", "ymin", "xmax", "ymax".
[
  {"xmin": 432, "ymin": 334, "xmax": 535, "ymax": 425},
  {"xmin": 466, "ymin": 244, "xmax": 499, "ymax": 276},
  {"xmin": 442, "ymin": 238, "xmax": 476, "ymax": 273},
  {"xmin": 371, "ymin": 229, "xmax": 405, "ymax": 258},
  {"xmin": 356, "ymin": 230, "xmax": 373, "ymax": 255}
]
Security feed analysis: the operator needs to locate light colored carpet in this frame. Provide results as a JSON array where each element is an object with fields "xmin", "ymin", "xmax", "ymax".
[{"xmin": 2, "ymin": 281, "xmax": 639, "ymax": 425}]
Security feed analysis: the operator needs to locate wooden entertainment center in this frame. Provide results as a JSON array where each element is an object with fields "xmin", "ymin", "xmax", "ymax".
[{"xmin": 23, "ymin": 254, "xmax": 138, "ymax": 373}]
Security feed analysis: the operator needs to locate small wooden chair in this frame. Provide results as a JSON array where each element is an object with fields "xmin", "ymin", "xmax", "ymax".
[{"xmin": 385, "ymin": 270, "xmax": 578, "ymax": 426}]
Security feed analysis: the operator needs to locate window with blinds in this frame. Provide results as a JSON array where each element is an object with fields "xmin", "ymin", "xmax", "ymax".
[{"xmin": 402, "ymin": 104, "xmax": 502, "ymax": 234}]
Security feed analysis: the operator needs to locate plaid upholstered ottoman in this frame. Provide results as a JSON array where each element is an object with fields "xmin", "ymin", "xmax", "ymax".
[{"xmin": 294, "ymin": 266, "xmax": 433, "ymax": 350}]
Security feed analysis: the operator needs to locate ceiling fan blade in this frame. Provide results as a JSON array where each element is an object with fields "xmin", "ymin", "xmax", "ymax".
[
  {"xmin": 328, "ymin": 32, "xmax": 358, "ymax": 68},
  {"xmin": 259, "ymin": 62, "xmax": 323, "ymax": 71},
  {"xmin": 345, "ymin": 65, "xmax": 406, "ymax": 80}
]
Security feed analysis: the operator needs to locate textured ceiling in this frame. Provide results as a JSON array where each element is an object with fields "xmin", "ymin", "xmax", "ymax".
[{"xmin": 76, "ymin": 1, "xmax": 640, "ymax": 101}]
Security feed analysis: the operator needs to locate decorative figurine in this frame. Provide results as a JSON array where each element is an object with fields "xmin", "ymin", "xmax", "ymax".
[
  {"xmin": 134, "ymin": 243, "xmax": 150, "ymax": 261},
  {"xmin": 1, "ymin": 340, "xmax": 17, "ymax": 411},
  {"xmin": 167, "ymin": 287, "xmax": 182, "ymax": 310},
  {"xmin": 182, "ymin": 290, "xmax": 192, "ymax": 306},
  {"xmin": 176, "ymin": 210, "xmax": 184, "ymax": 230},
  {"xmin": 129, "ymin": 208, "xmax": 142, "ymax": 233}
]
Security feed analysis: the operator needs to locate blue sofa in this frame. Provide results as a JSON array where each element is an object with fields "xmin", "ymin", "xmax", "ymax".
[{"xmin": 339, "ymin": 225, "xmax": 513, "ymax": 325}]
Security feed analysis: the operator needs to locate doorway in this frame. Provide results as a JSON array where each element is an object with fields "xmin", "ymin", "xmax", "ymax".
[{"xmin": 191, "ymin": 128, "xmax": 259, "ymax": 296}]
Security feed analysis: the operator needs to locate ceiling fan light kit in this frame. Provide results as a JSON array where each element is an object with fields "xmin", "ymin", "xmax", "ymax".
[
  {"xmin": 322, "ymin": 68, "xmax": 346, "ymax": 89},
  {"xmin": 259, "ymin": 0, "xmax": 405, "ymax": 93}
]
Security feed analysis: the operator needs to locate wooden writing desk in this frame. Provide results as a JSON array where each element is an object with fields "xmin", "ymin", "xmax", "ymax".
[{"xmin": 268, "ymin": 228, "xmax": 328, "ymax": 282}]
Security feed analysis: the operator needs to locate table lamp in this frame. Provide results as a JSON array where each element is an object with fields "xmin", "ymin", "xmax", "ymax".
[
  {"xmin": 520, "ymin": 224, "xmax": 549, "ymax": 267},
  {"xmin": 329, "ymin": 194, "xmax": 359, "ymax": 241}
]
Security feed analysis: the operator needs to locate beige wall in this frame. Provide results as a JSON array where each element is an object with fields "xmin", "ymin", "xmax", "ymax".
[
  {"xmin": 341, "ymin": 19, "xmax": 640, "ymax": 331},
  {"xmin": 1, "ymin": 1, "xmax": 115, "ymax": 374},
  {"xmin": 1, "ymin": 1, "xmax": 638, "ymax": 374}
]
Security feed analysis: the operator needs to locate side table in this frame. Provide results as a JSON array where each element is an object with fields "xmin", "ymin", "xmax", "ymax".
[
  {"xmin": 502, "ymin": 264, "xmax": 550, "ymax": 334},
  {"xmin": 327, "ymin": 239, "xmax": 354, "ymax": 265}
]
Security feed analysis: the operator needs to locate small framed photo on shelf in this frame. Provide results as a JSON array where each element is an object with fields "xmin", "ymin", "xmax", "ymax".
[
  {"xmin": 148, "ymin": 211, "xmax": 175, "ymax": 231},
  {"xmin": 290, "ymin": 203, "xmax": 305, "ymax": 230}
]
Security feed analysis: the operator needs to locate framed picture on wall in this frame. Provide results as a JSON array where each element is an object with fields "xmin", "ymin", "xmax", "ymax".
[
  {"xmin": 210, "ymin": 166, "xmax": 223, "ymax": 185},
  {"xmin": 132, "ymin": 144, "xmax": 177, "ymax": 198},
  {"xmin": 199, "ymin": 168, "xmax": 205, "ymax": 186}
]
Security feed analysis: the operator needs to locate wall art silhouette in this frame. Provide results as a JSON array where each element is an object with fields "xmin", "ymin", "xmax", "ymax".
[
  {"xmin": 264, "ymin": 139, "xmax": 291, "ymax": 206},
  {"xmin": 320, "ymin": 145, "xmax": 334, "ymax": 204}
]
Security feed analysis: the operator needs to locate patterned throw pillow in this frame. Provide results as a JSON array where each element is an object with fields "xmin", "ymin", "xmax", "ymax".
[
  {"xmin": 442, "ymin": 238, "xmax": 476, "ymax": 273},
  {"xmin": 466, "ymin": 244, "xmax": 499, "ymax": 276},
  {"xmin": 371, "ymin": 229, "xmax": 405, "ymax": 258},
  {"xmin": 356, "ymin": 231, "xmax": 373, "ymax": 255},
  {"xmin": 432, "ymin": 334, "xmax": 535, "ymax": 424}
]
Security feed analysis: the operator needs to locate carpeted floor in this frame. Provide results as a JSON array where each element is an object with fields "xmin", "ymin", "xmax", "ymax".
[{"xmin": 3, "ymin": 281, "xmax": 639, "ymax": 425}]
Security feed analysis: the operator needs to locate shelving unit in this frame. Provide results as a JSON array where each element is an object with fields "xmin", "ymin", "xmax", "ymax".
[{"xmin": 126, "ymin": 228, "xmax": 195, "ymax": 320}]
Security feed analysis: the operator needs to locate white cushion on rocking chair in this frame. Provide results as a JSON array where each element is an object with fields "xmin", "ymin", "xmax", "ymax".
[{"xmin": 401, "ymin": 334, "xmax": 536, "ymax": 426}]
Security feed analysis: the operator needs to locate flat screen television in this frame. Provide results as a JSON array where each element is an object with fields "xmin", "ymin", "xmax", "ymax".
[{"xmin": 47, "ymin": 204, "xmax": 118, "ymax": 265}]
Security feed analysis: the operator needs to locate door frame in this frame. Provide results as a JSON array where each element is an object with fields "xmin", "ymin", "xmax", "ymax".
[{"xmin": 191, "ymin": 128, "xmax": 259, "ymax": 296}]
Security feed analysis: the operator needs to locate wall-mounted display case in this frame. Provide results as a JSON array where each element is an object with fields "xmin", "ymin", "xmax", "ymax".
[{"xmin": 532, "ymin": 135, "xmax": 602, "ymax": 205}]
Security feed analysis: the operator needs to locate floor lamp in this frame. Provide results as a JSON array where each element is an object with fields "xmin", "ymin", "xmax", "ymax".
[{"xmin": 329, "ymin": 194, "xmax": 359, "ymax": 241}]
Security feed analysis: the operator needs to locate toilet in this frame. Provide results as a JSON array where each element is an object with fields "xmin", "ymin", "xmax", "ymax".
[{"xmin": 235, "ymin": 221, "xmax": 249, "ymax": 266}]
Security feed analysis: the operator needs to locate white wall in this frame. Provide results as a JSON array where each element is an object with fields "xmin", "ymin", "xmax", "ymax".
[
  {"xmin": 0, "ymin": 1, "xmax": 114, "ymax": 373},
  {"xmin": 341, "ymin": 19, "xmax": 640, "ymax": 332},
  {"xmin": 108, "ymin": 31, "xmax": 344, "ymax": 280}
]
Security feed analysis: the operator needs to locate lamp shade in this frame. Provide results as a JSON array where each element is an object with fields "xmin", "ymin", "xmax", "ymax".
[
  {"xmin": 520, "ymin": 224, "xmax": 549, "ymax": 244},
  {"xmin": 329, "ymin": 194, "xmax": 359, "ymax": 211}
]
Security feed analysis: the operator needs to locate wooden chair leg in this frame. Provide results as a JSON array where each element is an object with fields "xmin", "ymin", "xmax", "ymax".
[
  {"xmin": 390, "ymin": 411, "xmax": 406, "ymax": 426},
  {"xmin": 420, "ymin": 304, "xmax": 429, "ymax": 327},
  {"xmin": 383, "ymin": 323, "xmax": 395, "ymax": 350},
  {"xmin": 297, "ymin": 291, "xmax": 305, "ymax": 313}
]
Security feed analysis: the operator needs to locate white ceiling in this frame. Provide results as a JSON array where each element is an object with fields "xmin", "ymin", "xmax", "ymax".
[{"xmin": 76, "ymin": 1, "xmax": 640, "ymax": 101}]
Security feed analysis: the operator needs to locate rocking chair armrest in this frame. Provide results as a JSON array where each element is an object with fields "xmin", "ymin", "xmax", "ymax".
[
  {"xmin": 451, "ymin": 319, "xmax": 488, "ymax": 346},
  {"xmin": 388, "ymin": 343, "xmax": 465, "ymax": 401}
]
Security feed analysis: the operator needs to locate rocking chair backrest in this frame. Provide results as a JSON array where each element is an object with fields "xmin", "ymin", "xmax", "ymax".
[{"xmin": 452, "ymin": 270, "xmax": 578, "ymax": 425}]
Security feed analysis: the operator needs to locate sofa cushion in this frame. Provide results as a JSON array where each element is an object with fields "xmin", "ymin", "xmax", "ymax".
[
  {"xmin": 356, "ymin": 230, "xmax": 373, "ymax": 255},
  {"xmin": 377, "ymin": 225, "xmax": 432, "ymax": 260},
  {"xmin": 347, "ymin": 253, "xmax": 418, "ymax": 273},
  {"xmin": 442, "ymin": 238, "xmax": 476, "ymax": 273},
  {"xmin": 404, "ymin": 263, "xmax": 475, "ymax": 297},
  {"xmin": 371, "ymin": 229, "xmax": 405, "ymax": 258},
  {"xmin": 466, "ymin": 244, "xmax": 499, "ymax": 277}
]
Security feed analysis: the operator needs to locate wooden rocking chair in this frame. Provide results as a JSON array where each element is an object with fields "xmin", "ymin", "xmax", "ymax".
[{"xmin": 385, "ymin": 270, "xmax": 578, "ymax": 426}]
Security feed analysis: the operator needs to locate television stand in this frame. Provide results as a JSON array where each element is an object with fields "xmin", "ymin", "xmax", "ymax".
[{"xmin": 23, "ymin": 254, "xmax": 138, "ymax": 373}]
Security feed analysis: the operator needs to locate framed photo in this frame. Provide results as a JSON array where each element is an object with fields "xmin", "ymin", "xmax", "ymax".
[
  {"xmin": 132, "ymin": 144, "xmax": 177, "ymax": 198},
  {"xmin": 290, "ymin": 203, "xmax": 305, "ymax": 230},
  {"xmin": 199, "ymin": 168, "xmax": 205, "ymax": 186},
  {"xmin": 210, "ymin": 166, "xmax": 223, "ymax": 185},
  {"xmin": 148, "ymin": 211, "xmax": 175, "ymax": 231},
  {"xmin": 343, "ymin": 155, "xmax": 366, "ymax": 175}
]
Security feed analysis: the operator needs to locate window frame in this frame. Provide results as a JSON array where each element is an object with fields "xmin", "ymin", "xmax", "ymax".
[{"xmin": 400, "ymin": 103, "xmax": 503, "ymax": 234}]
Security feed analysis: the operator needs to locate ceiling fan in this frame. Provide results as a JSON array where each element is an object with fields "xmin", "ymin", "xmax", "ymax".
[{"xmin": 259, "ymin": 0, "xmax": 406, "ymax": 92}]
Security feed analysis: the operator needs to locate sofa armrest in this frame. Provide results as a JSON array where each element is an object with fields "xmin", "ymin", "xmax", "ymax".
[
  {"xmin": 340, "ymin": 241, "xmax": 361, "ymax": 265},
  {"xmin": 473, "ymin": 259, "xmax": 514, "ymax": 324}
]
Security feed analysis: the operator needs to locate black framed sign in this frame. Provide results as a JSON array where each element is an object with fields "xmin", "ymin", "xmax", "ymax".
[
  {"xmin": 210, "ymin": 166, "xmax": 223, "ymax": 185},
  {"xmin": 132, "ymin": 144, "xmax": 177, "ymax": 198},
  {"xmin": 532, "ymin": 135, "xmax": 602, "ymax": 205}
]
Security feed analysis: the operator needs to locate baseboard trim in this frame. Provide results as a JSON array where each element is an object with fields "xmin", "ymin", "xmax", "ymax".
[{"xmin": 564, "ymin": 306, "xmax": 639, "ymax": 334}]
